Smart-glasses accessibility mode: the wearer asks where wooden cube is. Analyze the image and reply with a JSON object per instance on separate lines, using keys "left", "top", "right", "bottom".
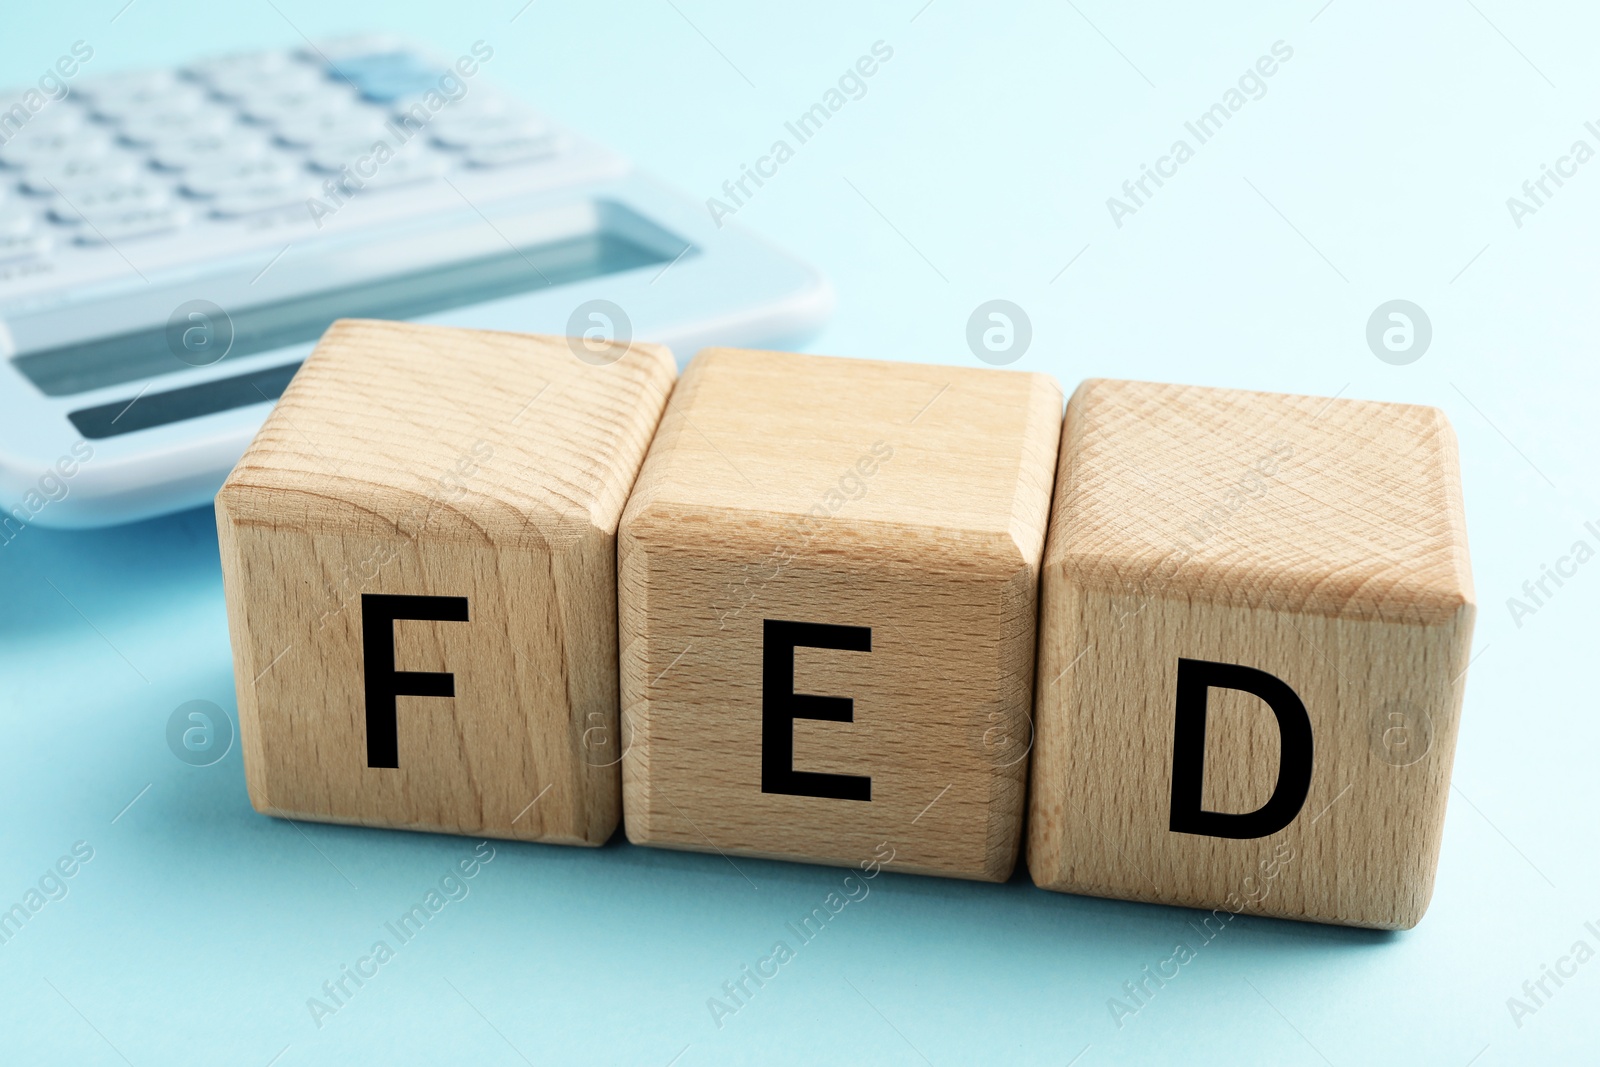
{"left": 1028, "top": 378, "right": 1475, "bottom": 928}
{"left": 216, "top": 319, "right": 675, "bottom": 845}
{"left": 618, "top": 348, "right": 1062, "bottom": 880}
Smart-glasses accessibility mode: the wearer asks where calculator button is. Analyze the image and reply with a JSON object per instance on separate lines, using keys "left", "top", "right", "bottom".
{"left": 181, "top": 158, "right": 301, "bottom": 196}
{"left": 10, "top": 105, "right": 87, "bottom": 134}
{"left": 72, "top": 204, "right": 189, "bottom": 244}
{"left": 20, "top": 154, "right": 144, "bottom": 190}
{"left": 355, "top": 81, "right": 445, "bottom": 106}
{"left": 355, "top": 152, "right": 450, "bottom": 188}
{"left": 240, "top": 89, "right": 360, "bottom": 125}
{"left": 305, "top": 143, "right": 372, "bottom": 173}
{"left": 464, "top": 136, "right": 558, "bottom": 168}
{"left": 147, "top": 132, "right": 272, "bottom": 170}
{"left": 0, "top": 130, "right": 114, "bottom": 167}
{"left": 273, "top": 112, "right": 392, "bottom": 149}
{"left": 89, "top": 85, "right": 210, "bottom": 122}
{"left": 209, "top": 67, "right": 329, "bottom": 101}
{"left": 389, "top": 88, "right": 507, "bottom": 121}
{"left": 208, "top": 181, "right": 318, "bottom": 217}
{"left": 191, "top": 52, "right": 312, "bottom": 95}
{"left": 304, "top": 139, "right": 409, "bottom": 172}
{"left": 49, "top": 181, "right": 172, "bottom": 222}
{"left": 0, "top": 230, "right": 50, "bottom": 261}
{"left": 118, "top": 110, "right": 235, "bottom": 145}
{"left": 332, "top": 51, "right": 449, "bottom": 103}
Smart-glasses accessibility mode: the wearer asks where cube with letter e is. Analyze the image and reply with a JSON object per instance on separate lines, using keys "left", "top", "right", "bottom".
{"left": 618, "top": 348, "right": 1062, "bottom": 880}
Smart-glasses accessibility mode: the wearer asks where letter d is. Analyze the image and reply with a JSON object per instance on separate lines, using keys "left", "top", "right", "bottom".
{"left": 1168, "top": 658, "right": 1312, "bottom": 839}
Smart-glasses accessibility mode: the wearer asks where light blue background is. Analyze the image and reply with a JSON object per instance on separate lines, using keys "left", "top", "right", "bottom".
{"left": 2, "top": 1, "right": 1595, "bottom": 1063}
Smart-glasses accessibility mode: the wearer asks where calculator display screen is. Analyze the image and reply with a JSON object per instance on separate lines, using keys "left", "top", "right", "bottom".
{"left": 14, "top": 225, "right": 680, "bottom": 398}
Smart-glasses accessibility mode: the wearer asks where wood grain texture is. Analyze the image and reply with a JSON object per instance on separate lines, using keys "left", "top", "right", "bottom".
{"left": 1027, "top": 378, "right": 1475, "bottom": 928}
{"left": 216, "top": 319, "right": 675, "bottom": 845}
{"left": 619, "top": 348, "right": 1062, "bottom": 881}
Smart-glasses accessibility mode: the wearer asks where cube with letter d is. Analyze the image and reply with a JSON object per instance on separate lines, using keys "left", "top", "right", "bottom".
{"left": 1028, "top": 379, "right": 1475, "bottom": 928}
{"left": 618, "top": 348, "right": 1062, "bottom": 880}
{"left": 216, "top": 319, "right": 675, "bottom": 844}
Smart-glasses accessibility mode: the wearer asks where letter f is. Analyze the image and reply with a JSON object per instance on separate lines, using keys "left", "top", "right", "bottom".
{"left": 361, "top": 593, "right": 469, "bottom": 768}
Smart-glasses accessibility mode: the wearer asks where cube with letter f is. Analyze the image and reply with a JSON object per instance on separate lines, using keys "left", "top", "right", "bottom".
{"left": 216, "top": 319, "right": 675, "bottom": 844}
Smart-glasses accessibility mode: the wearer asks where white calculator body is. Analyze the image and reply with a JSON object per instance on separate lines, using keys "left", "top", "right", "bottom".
{"left": 0, "top": 38, "right": 831, "bottom": 528}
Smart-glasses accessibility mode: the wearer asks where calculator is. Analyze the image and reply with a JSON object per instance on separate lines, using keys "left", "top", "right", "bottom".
{"left": 0, "top": 37, "right": 831, "bottom": 528}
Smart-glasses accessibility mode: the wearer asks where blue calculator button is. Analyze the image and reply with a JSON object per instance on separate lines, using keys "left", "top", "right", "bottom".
{"left": 334, "top": 52, "right": 444, "bottom": 102}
